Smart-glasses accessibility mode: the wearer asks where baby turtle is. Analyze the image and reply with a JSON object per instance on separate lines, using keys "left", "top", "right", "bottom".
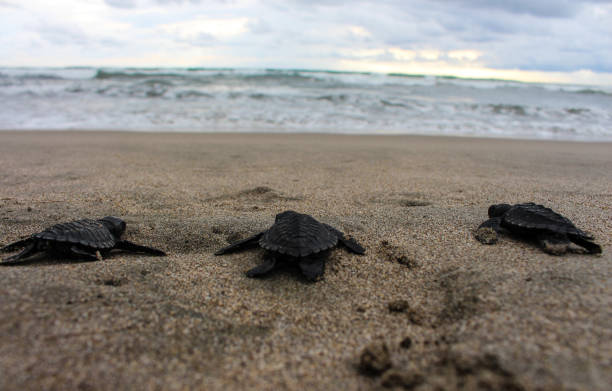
{"left": 476, "top": 202, "right": 601, "bottom": 255}
{"left": 1, "top": 216, "right": 166, "bottom": 264}
{"left": 215, "top": 210, "right": 365, "bottom": 280}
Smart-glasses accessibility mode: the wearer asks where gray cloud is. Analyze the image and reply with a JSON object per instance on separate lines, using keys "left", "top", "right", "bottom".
{"left": 104, "top": 0, "right": 137, "bottom": 8}
{"left": 305, "top": 0, "right": 612, "bottom": 72}
{"left": 433, "top": 0, "right": 581, "bottom": 18}
{"left": 3, "top": 0, "right": 612, "bottom": 78}
{"left": 150, "top": 0, "right": 207, "bottom": 3}
{"left": 35, "top": 23, "right": 123, "bottom": 49}
{"left": 104, "top": 0, "right": 217, "bottom": 7}
{"left": 0, "top": 0, "right": 20, "bottom": 8}
{"left": 286, "top": 0, "right": 608, "bottom": 17}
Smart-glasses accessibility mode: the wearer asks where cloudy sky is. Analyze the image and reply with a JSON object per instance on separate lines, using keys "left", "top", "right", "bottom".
{"left": 1, "top": 0, "right": 612, "bottom": 84}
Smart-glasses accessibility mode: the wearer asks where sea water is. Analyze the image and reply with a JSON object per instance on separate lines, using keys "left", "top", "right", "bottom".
{"left": 1, "top": 67, "right": 611, "bottom": 140}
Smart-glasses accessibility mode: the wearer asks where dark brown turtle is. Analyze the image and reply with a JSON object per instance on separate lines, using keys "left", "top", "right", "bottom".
{"left": 476, "top": 202, "right": 601, "bottom": 255}
{"left": 215, "top": 210, "right": 365, "bottom": 280}
{"left": 1, "top": 216, "right": 166, "bottom": 264}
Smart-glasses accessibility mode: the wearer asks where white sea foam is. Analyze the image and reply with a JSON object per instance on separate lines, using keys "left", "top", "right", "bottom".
{"left": 0, "top": 67, "right": 611, "bottom": 140}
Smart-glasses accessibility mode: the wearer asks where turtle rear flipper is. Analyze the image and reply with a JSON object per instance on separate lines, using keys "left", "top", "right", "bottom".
{"left": 568, "top": 233, "right": 602, "bottom": 254}
{"left": 338, "top": 236, "right": 365, "bottom": 254}
{"left": 299, "top": 255, "right": 326, "bottom": 281}
{"left": 114, "top": 240, "right": 166, "bottom": 256}
{"left": 538, "top": 234, "right": 570, "bottom": 255}
{"left": 323, "top": 224, "right": 365, "bottom": 254}
{"left": 215, "top": 232, "right": 264, "bottom": 255}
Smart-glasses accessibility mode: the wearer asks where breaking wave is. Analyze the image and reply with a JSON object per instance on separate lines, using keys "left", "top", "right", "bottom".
{"left": 0, "top": 67, "right": 611, "bottom": 140}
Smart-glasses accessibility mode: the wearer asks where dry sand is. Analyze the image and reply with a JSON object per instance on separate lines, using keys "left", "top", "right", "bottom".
{"left": 0, "top": 131, "right": 610, "bottom": 390}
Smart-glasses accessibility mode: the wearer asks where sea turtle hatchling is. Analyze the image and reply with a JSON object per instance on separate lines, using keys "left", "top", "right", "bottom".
{"left": 215, "top": 210, "right": 365, "bottom": 280}
{"left": 1, "top": 216, "right": 166, "bottom": 264}
{"left": 475, "top": 202, "right": 602, "bottom": 255}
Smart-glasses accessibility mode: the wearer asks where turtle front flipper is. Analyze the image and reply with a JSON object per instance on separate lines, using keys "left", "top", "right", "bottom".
{"left": 567, "top": 233, "right": 602, "bottom": 254}
{"left": 475, "top": 217, "right": 503, "bottom": 244}
{"left": 215, "top": 232, "right": 265, "bottom": 255}
{"left": 477, "top": 217, "right": 504, "bottom": 232}
{"left": 1, "top": 242, "right": 39, "bottom": 265}
{"left": 1, "top": 238, "right": 33, "bottom": 253}
{"left": 114, "top": 240, "right": 167, "bottom": 256}
{"left": 246, "top": 253, "right": 277, "bottom": 278}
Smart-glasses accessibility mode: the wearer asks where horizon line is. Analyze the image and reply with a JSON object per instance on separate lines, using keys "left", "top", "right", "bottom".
{"left": 3, "top": 64, "right": 609, "bottom": 87}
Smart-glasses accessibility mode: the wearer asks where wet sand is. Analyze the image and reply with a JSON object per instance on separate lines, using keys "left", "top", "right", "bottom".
{"left": 0, "top": 131, "right": 611, "bottom": 390}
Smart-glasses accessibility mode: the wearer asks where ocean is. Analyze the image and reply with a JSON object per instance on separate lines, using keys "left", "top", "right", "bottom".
{"left": 1, "top": 67, "right": 611, "bottom": 140}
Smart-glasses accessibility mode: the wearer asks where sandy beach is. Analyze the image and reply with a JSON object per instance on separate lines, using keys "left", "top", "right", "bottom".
{"left": 0, "top": 131, "right": 610, "bottom": 390}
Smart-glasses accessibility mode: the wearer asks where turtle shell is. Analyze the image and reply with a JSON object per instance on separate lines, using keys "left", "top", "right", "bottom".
{"left": 501, "top": 203, "right": 588, "bottom": 237}
{"left": 259, "top": 211, "right": 338, "bottom": 257}
{"left": 33, "top": 219, "right": 117, "bottom": 249}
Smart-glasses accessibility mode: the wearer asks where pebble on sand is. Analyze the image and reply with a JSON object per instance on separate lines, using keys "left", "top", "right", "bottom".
{"left": 358, "top": 342, "right": 392, "bottom": 376}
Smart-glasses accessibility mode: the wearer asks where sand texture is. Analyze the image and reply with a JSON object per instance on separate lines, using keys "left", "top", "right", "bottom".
{"left": 0, "top": 131, "right": 611, "bottom": 390}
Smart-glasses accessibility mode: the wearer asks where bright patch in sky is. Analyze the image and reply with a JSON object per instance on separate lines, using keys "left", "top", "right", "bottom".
{"left": 1, "top": 0, "right": 612, "bottom": 85}
{"left": 448, "top": 50, "right": 481, "bottom": 62}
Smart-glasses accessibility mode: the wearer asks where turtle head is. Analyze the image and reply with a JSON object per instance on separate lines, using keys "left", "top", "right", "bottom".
{"left": 488, "top": 204, "right": 512, "bottom": 218}
{"left": 275, "top": 210, "right": 300, "bottom": 222}
{"left": 99, "top": 216, "right": 127, "bottom": 238}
